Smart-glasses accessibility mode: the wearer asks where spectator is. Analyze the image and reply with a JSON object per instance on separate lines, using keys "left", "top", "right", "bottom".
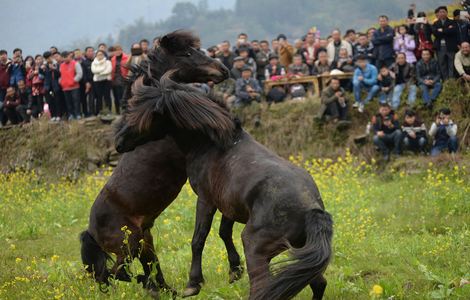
{"left": 429, "top": 108, "right": 458, "bottom": 156}
{"left": 91, "top": 50, "right": 112, "bottom": 115}
{"left": 354, "top": 33, "right": 375, "bottom": 64}
{"left": 326, "top": 29, "right": 353, "bottom": 64}
{"left": 312, "top": 50, "right": 331, "bottom": 75}
{"left": 24, "top": 56, "right": 34, "bottom": 88}
{"left": 255, "top": 40, "right": 271, "bottom": 82}
{"left": 413, "top": 12, "right": 433, "bottom": 60}
{"left": 43, "top": 51, "right": 62, "bottom": 122}
{"left": 73, "top": 49, "right": 89, "bottom": 117}
{"left": 126, "top": 43, "right": 146, "bottom": 77}
{"left": 394, "top": 25, "right": 417, "bottom": 64}
{"left": 432, "top": 6, "right": 460, "bottom": 80}
{"left": 345, "top": 29, "right": 357, "bottom": 48}
{"left": 16, "top": 79, "right": 37, "bottom": 122}
{"left": 453, "top": 10, "right": 470, "bottom": 45}
{"left": 454, "top": 42, "right": 470, "bottom": 82}
{"left": 152, "top": 36, "right": 160, "bottom": 49}
{"left": 372, "top": 15, "right": 395, "bottom": 68}
{"left": 352, "top": 54, "right": 379, "bottom": 113}
{"left": 208, "top": 78, "right": 236, "bottom": 107}
{"left": 235, "top": 66, "right": 262, "bottom": 106}
{"left": 288, "top": 54, "right": 309, "bottom": 76}
{"left": 271, "top": 39, "right": 280, "bottom": 55}
{"left": 402, "top": 109, "right": 427, "bottom": 153}
{"left": 111, "top": 45, "right": 129, "bottom": 114}
{"left": 277, "top": 34, "right": 295, "bottom": 67}
{"left": 316, "top": 77, "right": 348, "bottom": 122}
{"left": 367, "top": 27, "right": 377, "bottom": 41}
{"left": 332, "top": 48, "right": 355, "bottom": 72}
{"left": 49, "top": 46, "right": 59, "bottom": 55}
{"left": 372, "top": 103, "right": 402, "bottom": 161}
{"left": 3, "top": 86, "right": 20, "bottom": 124}
{"left": 81, "top": 47, "right": 95, "bottom": 116}
{"left": 391, "top": 52, "right": 417, "bottom": 110}
{"left": 416, "top": 49, "right": 442, "bottom": 109}
{"left": 251, "top": 40, "right": 260, "bottom": 54}
{"left": 288, "top": 54, "right": 309, "bottom": 100}
{"left": 407, "top": 3, "right": 416, "bottom": 19}
{"left": 139, "top": 39, "right": 150, "bottom": 55}
{"left": 59, "top": 51, "right": 82, "bottom": 120}
{"left": 377, "top": 65, "right": 394, "bottom": 105}
{"left": 300, "top": 32, "right": 317, "bottom": 73}
{"left": 216, "top": 40, "right": 236, "bottom": 70}
{"left": 294, "top": 39, "right": 304, "bottom": 55}
{"left": 29, "top": 55, "right": 45, "bottom": 114}
{"left": 10, "top": 48, "right": 25, "bottom": 87}
{"left": 206, "top": 46, "right": 218, "bottom": 58}
{"left": 239, "top": 47, "right": 257, "bottom": 76}
{"left": 264, "top": 54, "right": 286, "bottom": 79}
{"left": 231, "top": 56, "right": 245, "bottom": 80}
{"left": 233, "top": 33, "right": 256, "bottom": 59}
{"left": 98, "top": 43, "right": 107, "bottom": 57}
{"left": 0, "top": 49, "right": 10, "bottom": 126}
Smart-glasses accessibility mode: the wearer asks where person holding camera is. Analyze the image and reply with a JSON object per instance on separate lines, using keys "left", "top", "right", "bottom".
{"left": 316, "top": 77, "right": 348, "bottom": 122}
{"left": 429, "top": 108, "right": 458, "bottom": 156}
{"left": 9, "top": 48, "right": 25, "bottom": 88}
{"left": 416, "top": 49, "right": 442, "bottom": 109}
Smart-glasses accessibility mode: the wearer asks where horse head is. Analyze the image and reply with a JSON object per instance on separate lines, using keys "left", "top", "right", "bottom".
{"left": 115, "top": 70, "right": 235, "bottom": 153}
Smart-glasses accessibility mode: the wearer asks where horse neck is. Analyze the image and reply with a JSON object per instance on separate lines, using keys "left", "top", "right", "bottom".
{"left": 169, "top": 128, "right": 215, "bottom": 158}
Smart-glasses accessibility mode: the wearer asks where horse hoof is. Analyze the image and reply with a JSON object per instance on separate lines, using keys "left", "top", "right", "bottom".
{"left": 229, "top": 266, "right": 244, "bottom": 283}
{"left": 182, "top": 285, "right": 201, "bottom": 298}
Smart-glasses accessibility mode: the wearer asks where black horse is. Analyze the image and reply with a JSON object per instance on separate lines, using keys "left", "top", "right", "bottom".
{"left": 115, "top": 68, "right": 334, "bottom": 300}
{"left": 80, "top": 30, "right": 243, "bottom": 297}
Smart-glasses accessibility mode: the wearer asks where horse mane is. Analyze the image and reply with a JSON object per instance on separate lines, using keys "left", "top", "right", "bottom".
{"left": 159, "top": 70, "right": 235, "bottom": 147}
{"left": 124, "top": 69, "right": 235, "bottom": 148}
{"left": 158, "top": 30, "right": 200, "bottom": 53}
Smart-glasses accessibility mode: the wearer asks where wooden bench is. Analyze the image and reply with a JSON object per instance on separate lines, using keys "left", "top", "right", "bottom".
{"left": 264, "top": 72, "right": 354, "bottom": 97}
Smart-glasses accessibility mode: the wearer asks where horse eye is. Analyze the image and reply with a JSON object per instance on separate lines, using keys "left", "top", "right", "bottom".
{"left": 186, "top": 52, "right": 192, "bottom": 57}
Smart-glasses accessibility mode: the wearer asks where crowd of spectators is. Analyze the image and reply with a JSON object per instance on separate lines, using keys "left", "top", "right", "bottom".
{"left": 0, "top": 4, "right": 468, "bottom": 160}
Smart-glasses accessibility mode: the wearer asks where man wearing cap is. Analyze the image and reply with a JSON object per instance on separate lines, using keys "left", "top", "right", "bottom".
{"left": 235, "top": 66, "right": 262, "bottom": 106}
{"left": 264, "top": 53, "right": 286, "bottom": 80}
{"left": 372, "top": 103, "right": 402, "bottom": 161}
{"left": 231, "top": 56, "right": 245, "bottom": 80}
{"left": 432, "top": 6, "right": 460, "bottom": 79}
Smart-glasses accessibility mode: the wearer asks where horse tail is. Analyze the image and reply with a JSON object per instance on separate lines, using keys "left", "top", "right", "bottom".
{"left": 80, "top": 230, "right": 111, "bottom": 285}
{"left": 256, "top": 209, "right": 333, "bottom": 300}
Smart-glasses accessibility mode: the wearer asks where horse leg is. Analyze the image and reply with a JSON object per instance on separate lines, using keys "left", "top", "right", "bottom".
{"left": 183, "top": 198, "right": 217, "bottom": 297}
{"left": 241, "top": 225, "right": 271, "bottom": 300}
{"left": 110, "top": 255, "right": 132, "bottom": 282}
{"left": 310, "top": 274, "right": 327, "bottom": 300}
{"left": 218, "top": 215, "right": 243, "bottom": 283}
{"left": 137, "top": 229, "right": 177, "bottom": 299}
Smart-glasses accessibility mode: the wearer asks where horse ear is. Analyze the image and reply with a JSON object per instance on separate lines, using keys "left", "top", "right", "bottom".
{"left": 159, "top": 34, "right": 175, "bottom": 52}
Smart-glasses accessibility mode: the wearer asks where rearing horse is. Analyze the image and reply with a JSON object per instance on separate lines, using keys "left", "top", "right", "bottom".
{"left": 115, "top": 68, "right": 334, "bottom": 300}
{"left": 80, "top": 30, "right": 244, "bottom": 298}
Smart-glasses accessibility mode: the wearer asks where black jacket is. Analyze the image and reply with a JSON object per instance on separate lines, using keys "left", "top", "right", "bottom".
{"left": 432, "top": 18, "right": 460, "bottom": 53}
{"left": 81, "top": 58, "right": 94, "bottom": 84}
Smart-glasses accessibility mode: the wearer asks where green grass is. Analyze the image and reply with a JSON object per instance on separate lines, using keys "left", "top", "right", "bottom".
{"left": 0, "top": 156, "right": 469, "bottom": 300}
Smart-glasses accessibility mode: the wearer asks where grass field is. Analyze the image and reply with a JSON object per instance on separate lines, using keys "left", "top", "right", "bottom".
{"left": 1, "top": 152, "right": 469, "bottom": 299}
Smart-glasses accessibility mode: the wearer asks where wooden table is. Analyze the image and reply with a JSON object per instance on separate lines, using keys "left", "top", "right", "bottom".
{"left": 264, "top": 72, "right": 353, "bottom": 97}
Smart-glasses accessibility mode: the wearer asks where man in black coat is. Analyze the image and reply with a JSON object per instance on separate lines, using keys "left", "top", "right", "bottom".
{"left": 82, "top": 47, "right": 95, "bottom": 116}
{"left": 432, "top": 6, "right": 460, "bottom": 80}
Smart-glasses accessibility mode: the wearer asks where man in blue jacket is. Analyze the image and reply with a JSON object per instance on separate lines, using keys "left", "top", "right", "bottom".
{"left": 352, "top": 54, "right": 379, "bottom": 113}
{"left": 372, "top": 15, "right": 395, "bottom": 68}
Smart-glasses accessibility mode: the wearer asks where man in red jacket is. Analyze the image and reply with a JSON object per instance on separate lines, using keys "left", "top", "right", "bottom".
{"left": 110, "top": 45, "right": 128, "bottom": 114}
{"left": 0, "top": 49, "right": 11, "bottom": 126}
{"left": 59, "top": 51, "right": 83, "bottom": 120}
